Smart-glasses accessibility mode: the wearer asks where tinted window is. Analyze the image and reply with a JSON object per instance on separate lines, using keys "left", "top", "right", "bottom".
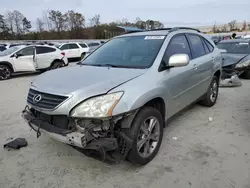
{"left": 188, "top": 34, "right": 206, "bottom": 58}
{"left": 88, "top": 43, "right": 100, "bottom": 47}
{"left": 79, "top": 43, "right": 87, "bottom": 48}
{"left": 36, "top": 46, "right": 56, "bottom": 54}
{"left": 202, "top": 39, "right": 210, "bottom": 54}
{"left": 68, "top": 43, "right": 79, "bottom": 49}
{"left": 82, "top": 36, "right": 164, "bottom": 68}
{"left": 204, "top": 39, "right": 214, "bottom": 52}
{"left": 217, "top": 42, "right": 250, "bottom": 54}
{"left": 60, "top": 44, "right": 69, "bottom": 50}
{"left": 0, "top": 46, "right": 6, "bottom": 51}
{"left": 163, "top": 35, "right": 192, "bottom": 63}
{"left": 17, "top": 47, "right": 34, "bottom": 56}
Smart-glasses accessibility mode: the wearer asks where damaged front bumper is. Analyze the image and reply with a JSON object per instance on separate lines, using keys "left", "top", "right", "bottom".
{"left": 21, "top": 107, "right": 118, "bottom": 151}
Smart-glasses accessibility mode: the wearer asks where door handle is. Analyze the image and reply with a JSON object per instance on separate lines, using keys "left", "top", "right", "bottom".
{"left": 193, "top": 64, "right": 198, "bottom": 70}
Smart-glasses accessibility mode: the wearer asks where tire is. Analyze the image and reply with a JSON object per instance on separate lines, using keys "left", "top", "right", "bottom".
{"left": 126, "top": 107, "right": 164, "bottom": 165}
{"left": 80, "top": 53, "right": 86, "bottom": 60}
{"left": 240, "top": 70, "right": 250, "bottom": 79}
{"left": 199, "top": 76, "right": 219, "bottom": 107}
{"left": 0, "top": 65, "right": 12, "bottom": 80}
{"left": 50, "top": 61, "right": 64, "bottom": 70}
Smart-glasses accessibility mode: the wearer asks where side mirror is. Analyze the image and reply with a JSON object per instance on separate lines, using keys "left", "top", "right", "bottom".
{"left": 168, "top": 54, "right": 189, "bottom": 68}
{"left": 219, "top": 49, "right": 227, "bottom": 53}
{"left": 14, "top": 53, "right": 19, "bottom": 58}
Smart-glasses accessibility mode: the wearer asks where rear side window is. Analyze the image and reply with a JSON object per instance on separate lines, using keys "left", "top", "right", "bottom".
{"left": 188, "top": 34, "right": 206, "bottom": 58}
{"left": 163, "top": 35, "right": 192, "bottom": 63}
{"left": 88, "top": 43, "right": 100, "bottom": 47}
{"left": 60, "top": 44, "right": 69, "bottom": 50}
{"left": 68, "top": 43, "right": 79, "bottom": 49}
{"left": 79, "top": 43, "right": 87, "bottom": 48}
{"left": 204, "top": 39, "right": 214, "bottom": 52}
{"left": 36, "top": 46, "right": 56, "bottom": 54}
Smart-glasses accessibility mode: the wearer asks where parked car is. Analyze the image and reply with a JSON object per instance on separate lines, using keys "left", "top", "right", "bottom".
{"left": 217, "top": 39, "right": 250, "bottom": 79}
{"left": 22, "top": 27, "right": 222, "bottom": 165}
{"left": 0, "top": 45, "right": 68, "bottom": 80}
{"left": 58, "top": 42, "right": 90, "bottom": 61}
{"left": 211, "top": 36, "right": 223, "bottom": 45}
{"left": 0, "top": 45, "right": 6, "bottom": 52}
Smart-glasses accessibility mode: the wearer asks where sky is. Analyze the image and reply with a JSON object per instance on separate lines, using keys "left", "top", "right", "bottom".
{"left": 1, "top": 0, "right": 250, "bottom": 27}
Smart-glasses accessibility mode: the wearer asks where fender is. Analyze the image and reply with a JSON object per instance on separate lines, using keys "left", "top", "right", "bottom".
{"left": 0, "top": 61, "right": 14, "bottom": 72}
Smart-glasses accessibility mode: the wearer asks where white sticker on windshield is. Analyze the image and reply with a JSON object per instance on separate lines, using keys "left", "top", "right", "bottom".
{"left": 145, "top": 36, "right": 165, "bottom": 40}
{"left": 238, "top": 43, "right": 249, "bottom": 45}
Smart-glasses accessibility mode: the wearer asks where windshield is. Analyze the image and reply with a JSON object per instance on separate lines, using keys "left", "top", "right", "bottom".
{"left": 82, "top": 36, "right": 165, "bottom": 68}
{"left": 217, "top": 42, "right": 250, "bottom": 54}
{"left": 0, "top": 46, "right": 21, "bottom": 56}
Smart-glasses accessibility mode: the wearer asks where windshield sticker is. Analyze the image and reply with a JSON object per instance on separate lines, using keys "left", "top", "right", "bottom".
{"left": 145, "top": 36, "right": 165, "bottom": 40}
{"left": 238, "top": 43, "right": 249, "bottom": 45}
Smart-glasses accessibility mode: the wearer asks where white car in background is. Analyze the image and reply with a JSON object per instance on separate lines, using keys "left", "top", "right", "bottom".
{"left": 0, "top": 45, "right": 68, "bottom": 80}
{"left": 58, "top": 42, "right": 90, "bottom": 61}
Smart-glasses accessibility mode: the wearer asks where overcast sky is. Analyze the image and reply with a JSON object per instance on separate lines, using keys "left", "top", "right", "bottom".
{"left": 1, "top": 0, "right": 250, "bottom": 27}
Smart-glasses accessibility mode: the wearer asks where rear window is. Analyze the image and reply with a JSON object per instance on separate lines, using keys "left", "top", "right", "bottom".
{"left": 36, "top": 46, "right": 56, "bottom": 54}
{"left": 217, "top": 42, "right": 250, "bottom": 54}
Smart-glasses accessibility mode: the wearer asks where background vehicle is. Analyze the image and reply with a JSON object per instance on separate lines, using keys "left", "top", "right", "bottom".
{"left": 0, "top": 45, "right": 6, "bottom": 52}
{"left": 0, "top": 45, "right": 68, "bottom": 80}
{"left": 58, "top": 42, "right": 90, "bottom": 61}
{"left": 211, "top": 36, "right": 223, "bottom": 45}
{"left": 22, "top": 27, "right": 221, "bottom": 165}
{"left": 217, "top": 39, "right": 250, "bottom": 79}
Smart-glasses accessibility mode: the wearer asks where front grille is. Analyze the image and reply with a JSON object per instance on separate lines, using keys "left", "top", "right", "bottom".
{"left": 27, "top": 89, "right": 68, "bottom": 110}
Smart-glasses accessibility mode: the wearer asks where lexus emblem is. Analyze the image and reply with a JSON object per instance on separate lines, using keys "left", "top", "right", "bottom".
{"left": 33, "top": 94, "right": 42, "bottom": 103}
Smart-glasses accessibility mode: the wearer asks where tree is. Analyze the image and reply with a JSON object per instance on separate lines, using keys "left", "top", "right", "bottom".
{"left": 228, "top": 20, "right": 236, "bottom": 31}
{"left": 22, "top": 17, "right": 31, "bottom": 33}
{"left": 212, "top": 24, "right": 217, "bottom": 33}
{"left": 36, "top": 18, "right": 44, "bottom": 32}
{"left": 222, "top": 24, "right": 227, "bottom": 32}
{"left": 90, "top": 14, "right": 100, "bottom": 26}
{"left": 13, "top": 10, "right": 24, "bottom": 34}
{"left": 48, "top": 10, "right": 68, "bottom": 33}
{"left": 0, "top": 14, "right": 10, "bottom": 39}
{"left": 43, "top": 11, "right": 52, "bottom": 31}
{"left": 242, "top": 21, "right": 247, "bottom": 31}
{"left": 67, "top": 10, "right": 85, "bottom": 30}
{"left": 6, "top": 11, "right": 14, "bottom": 35}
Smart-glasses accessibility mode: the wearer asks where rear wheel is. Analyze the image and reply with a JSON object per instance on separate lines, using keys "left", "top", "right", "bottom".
{"left": 0, "top": 65, "right": 12, "bottom": 80}
{"left": 199, "top": 76, "right": 219, "bottom": 107}
{"left": 50, "top": 61, "right": 64, "bottom": 70}
{"left": 80, "top": 53, "right": 86, "bottom": 60}
{"left": 126, "top": 107, "right": 164, "bottom": 165}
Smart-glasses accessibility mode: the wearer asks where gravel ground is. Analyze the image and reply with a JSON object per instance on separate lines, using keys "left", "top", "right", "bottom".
{"left": 0, "top": 73, "right": 250, "bottom": 188}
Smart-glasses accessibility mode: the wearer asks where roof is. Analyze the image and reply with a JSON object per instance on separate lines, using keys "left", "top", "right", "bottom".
{"left": 117, "top": 26, "right": 143, "bottom": 32}
{"left": 219, "top": 39, "right": 250, "bottom": 44}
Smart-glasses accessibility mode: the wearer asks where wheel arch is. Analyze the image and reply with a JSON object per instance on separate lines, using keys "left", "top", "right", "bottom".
{"left": 0, "top": 61, "right": 14, "bottom": 72}
{"left": 50, "top": 59, "right": 64, "bottom": 67}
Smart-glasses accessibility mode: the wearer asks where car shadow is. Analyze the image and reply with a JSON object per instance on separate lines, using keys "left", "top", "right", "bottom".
{"left": 11, "top": 72, "right": 41, "bottom": 79}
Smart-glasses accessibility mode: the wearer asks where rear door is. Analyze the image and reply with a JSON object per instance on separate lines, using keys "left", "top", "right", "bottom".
{"left": 68, "top": 43, "right": 81, "bottom": 58}
{"left": 36, "top": 46, "right": 57, "bottom": 69}
{"left": 160, "top": 34, "right": 196, "bottom": 117}
{"left": 186, "top": 34, "right": 214, "bottom": 97}
{"left": 12, "top": 46, "right": 36, "bottom": 72}
{"left": 60, "top": 44, "right": 71, "bottom": 58}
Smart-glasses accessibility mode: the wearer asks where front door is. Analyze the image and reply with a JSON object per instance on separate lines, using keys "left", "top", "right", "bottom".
{"left": 13, "top": 46, "right": 36, "bottom": 72}
{"left": 68, "top": 43, "right": 81, "bottom": 58}
{"left": 160, "top": 34, "right": 197, "bottom": 118}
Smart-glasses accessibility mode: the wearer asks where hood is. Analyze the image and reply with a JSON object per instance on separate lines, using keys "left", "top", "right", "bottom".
{"left": 31, "top": 65, "right": 146, "bottom": 96}
{"left": 222, "top": 53, "right": 248, "bottom": 67}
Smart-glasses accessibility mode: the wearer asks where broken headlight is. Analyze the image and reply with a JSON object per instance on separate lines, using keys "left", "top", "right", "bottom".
{"left": 236, "top": 60, "right": 250, "bottom": 68}
{"left": 70, "top": 92, "right": 123, "bottom": 118}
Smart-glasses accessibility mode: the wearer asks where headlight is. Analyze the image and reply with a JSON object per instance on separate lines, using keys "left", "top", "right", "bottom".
{"left": 70, "top": 92, "right": 123, "bottom": 118}
{"left": 236, "top": 60, "right": 250, "bottom": 68}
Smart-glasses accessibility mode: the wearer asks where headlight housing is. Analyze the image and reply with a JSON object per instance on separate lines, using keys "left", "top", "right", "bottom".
{"left": 236, "top": 60, "right": 250, "bottom": 68}
{"left": 70, "top": 92, "right": 123, "bottom": 118}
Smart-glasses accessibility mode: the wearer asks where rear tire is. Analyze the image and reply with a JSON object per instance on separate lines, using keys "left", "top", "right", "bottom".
{"left": 126, "top": 107, "right": 164, "bottom": 165}
{"left": 0, "top": 65, "right": 12, "bottom": 80}
{"left": 80, "top": 53, "right": 86, "bottom": 60}
{"left": 240, "top": 70, "right": 250, "bottom": 79}
{"left": 50, "top": 61, "right": 64, "bottom": 70}
{"left": 199, "top": 76, "right": 219, "bottom": 107}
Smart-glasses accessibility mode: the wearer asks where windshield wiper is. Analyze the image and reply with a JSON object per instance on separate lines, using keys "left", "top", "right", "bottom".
{"left": 81, "top": 63, "right": 120, "bottom": 67}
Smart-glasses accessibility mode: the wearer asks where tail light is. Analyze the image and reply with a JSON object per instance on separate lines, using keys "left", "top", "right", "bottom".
{"left": 61, "top": 52, "right": 65, "bottom": 56}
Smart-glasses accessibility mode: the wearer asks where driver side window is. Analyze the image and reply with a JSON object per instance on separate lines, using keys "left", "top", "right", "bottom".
{"left": 163, "top": 35, "right": 192, "bottom": 64}
{"left": 17, "top": 47, "right": 34, "bottom": 56}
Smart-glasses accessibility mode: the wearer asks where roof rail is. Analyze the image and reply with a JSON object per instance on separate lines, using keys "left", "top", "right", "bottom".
{"left": 169, "top": 27, "right": 200, "bottom": 33}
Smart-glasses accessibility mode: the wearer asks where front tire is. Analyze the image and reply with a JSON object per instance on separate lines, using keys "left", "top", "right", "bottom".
{"left": 199, "top": 76, "right": 219, "bottom": 107}
{"left": 0, "top": 65, "right": 12, "bottom": 80}
{"left": 126, "top": 107, "right": 164, "bottom": 165}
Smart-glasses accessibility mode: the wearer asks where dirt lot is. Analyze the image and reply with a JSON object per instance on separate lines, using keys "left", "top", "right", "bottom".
{"left": 0, "top": 73, "right": 250, "bottom": 188}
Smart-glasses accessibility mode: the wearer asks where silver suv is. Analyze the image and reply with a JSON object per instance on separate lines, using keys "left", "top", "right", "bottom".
{"left": 22, "top": 27, "right": 222, "bottom": 165}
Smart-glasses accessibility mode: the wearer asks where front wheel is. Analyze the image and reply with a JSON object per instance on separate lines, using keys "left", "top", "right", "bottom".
{"left": 199, "top": 76, "right": 219, "bottom": 107}
{"left": 126, "top": 107, "right": 164, "bottom": 165}
{"left": 0, "top": 65, "right": 12, "bottom": 80}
